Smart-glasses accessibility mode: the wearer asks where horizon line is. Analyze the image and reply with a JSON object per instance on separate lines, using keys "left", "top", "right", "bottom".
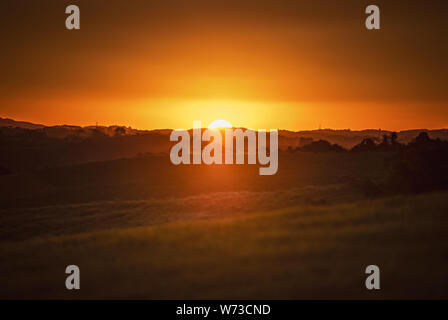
{"left": 1, "top": 116, "right": 447, "bottom": 133}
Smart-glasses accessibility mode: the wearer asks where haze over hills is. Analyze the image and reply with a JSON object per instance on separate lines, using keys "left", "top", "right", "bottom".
{"left": 2, "top": 116, "right": 448, "bottom": 145}
{"left": 1, "top": 116, "right": 448, "bottom": 173}
{"left": 0, "top": 118, "right": 45, "bottom": 130}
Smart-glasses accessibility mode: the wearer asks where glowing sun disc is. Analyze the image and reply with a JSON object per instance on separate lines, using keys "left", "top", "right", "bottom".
{"left": 208, "top": 120, "right": 233, "bottom": 129}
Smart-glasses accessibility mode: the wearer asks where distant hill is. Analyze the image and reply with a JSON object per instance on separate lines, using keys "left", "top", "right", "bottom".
{"left": 1, "top": 117, "right": 448, "bottom": 172}
{"left": 2, "top": 117, "right": 448, "bottom": 148}
{"left": 0, "top": 118, "right": 45, "bottom": 130}
{"left": 279, "top": 128, "right": 448, "bottom": 149}
{"left": 0, "top": 118, "right": 165, "bottom": 139}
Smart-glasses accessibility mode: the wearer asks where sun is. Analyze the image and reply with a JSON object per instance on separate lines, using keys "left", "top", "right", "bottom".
{"left": 208, "top": 119, "right": 233, "bottom": 129}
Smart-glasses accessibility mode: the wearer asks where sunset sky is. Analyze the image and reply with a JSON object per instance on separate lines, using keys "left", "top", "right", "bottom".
{"left": 0, "top": 0, "right": 447, "bottom": 130}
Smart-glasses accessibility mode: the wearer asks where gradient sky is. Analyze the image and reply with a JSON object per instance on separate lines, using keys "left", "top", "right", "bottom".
{"left": 0, "top": 0, "right": 447, "bottom": 130}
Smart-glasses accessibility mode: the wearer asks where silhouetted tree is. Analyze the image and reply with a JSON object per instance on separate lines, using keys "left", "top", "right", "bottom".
{"left": 411, "top": 132, "right": 430, "bottom": 146}
{"left": 351, "top": 138, "right": 377, "bottom": 152}
{"left": 299, "top": 140, "right": 346, "bottom": 152}
{"left": 386, "top": 132, "right": 448, "bottom": 193}
{"left": 377, "top": 134, "right": 390, "bottom": 152}
{"left": 390, "top": 132, "right": 398, "bottom": 145}
{"left": 114, "top": 127, "right": 126, "bottom": 136}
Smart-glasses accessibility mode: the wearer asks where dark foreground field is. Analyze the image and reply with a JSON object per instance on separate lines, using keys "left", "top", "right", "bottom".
{"left": 1, "top": 153, "right": 447, "bottom": 299}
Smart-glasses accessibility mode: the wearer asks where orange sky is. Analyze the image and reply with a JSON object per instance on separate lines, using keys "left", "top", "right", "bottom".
{"left": 0, "top": 0, "right": 447, "bottom": 130}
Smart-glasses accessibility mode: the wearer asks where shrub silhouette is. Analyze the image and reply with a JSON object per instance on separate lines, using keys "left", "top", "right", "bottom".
{"left": 386, "top": 132, "right": 448, "bottom": 193}
{"left": 377, "top": 134, "right": 390, "bottom": 152}
{"left": 351, "top": 138, "right": 377, "bottom": 152}
{"left": 114, "top": 127, "right": 126, "bottom": 136}
{"left": 298, "top": 140, "right": 346, "bottom": 153}
{"left": 350, "top": 132, "right": 403, "bottom": 153}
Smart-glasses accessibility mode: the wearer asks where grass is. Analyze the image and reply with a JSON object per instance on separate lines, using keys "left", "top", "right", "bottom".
{"left": 1, "top": 191, "right": 448, "bottom": 299}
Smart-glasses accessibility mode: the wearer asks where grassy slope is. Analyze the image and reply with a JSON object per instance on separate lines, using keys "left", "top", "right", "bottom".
{"left": 0, "top": 153, "right": 387, "bottom": 209}
{"left": 1, "top": 191, "right": 448, "bottom": 299}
